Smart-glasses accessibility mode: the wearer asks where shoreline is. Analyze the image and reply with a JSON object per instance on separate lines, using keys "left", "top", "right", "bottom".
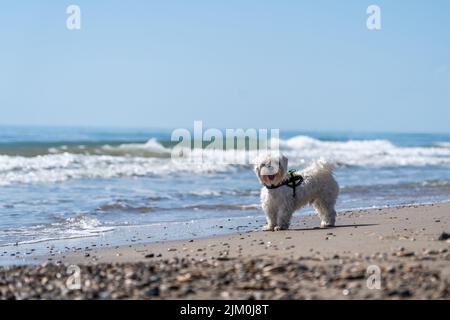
{"left": 1, "top": 202, "right": 449, "bottom": 299}
{"left": 52, "top": 202, "right": 450, "bottom": 265}
{"left": 2, "top": 200, "right": 449, "bottom": 266}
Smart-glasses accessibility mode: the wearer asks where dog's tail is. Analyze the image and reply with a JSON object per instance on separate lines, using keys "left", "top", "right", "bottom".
{"left": 305, "top": 158, "right": 336, "bottom": 178}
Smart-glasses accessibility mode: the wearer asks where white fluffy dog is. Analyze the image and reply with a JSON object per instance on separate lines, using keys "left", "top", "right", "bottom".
{"left": 254, "top": 153, "right": 339, "bottom": 231}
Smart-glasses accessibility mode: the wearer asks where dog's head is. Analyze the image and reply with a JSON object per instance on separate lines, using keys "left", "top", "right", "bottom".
{"left": 254, "top": 152, "right": 288, "bottom": 186}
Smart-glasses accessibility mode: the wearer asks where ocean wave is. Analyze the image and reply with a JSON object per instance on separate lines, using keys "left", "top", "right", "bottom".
{"left": 276, "top": 136, "right": 450, "bottom": 167}
{"left": 95, "top": 199, "right": 260, "bottom": 214}
{"left": 0, "top": 152, "right": 237, "bottom": 186}
{"left": 63, "top": 135, "right": 450, "bottom": 167}
{"left": 435, "top": 142, "right": 450, "bottom": 148}
{"left": 182, "top": 204, "right": 260, "bottom": 211}
{"left": 340, "top": 179, "right": 450, "bottom": 194}
{"left": 1, "top": 135, "right": 450, "bottom": 185}
{"left": 45, "top": 140, "right": 172, "bottom": 158}
{"left": 176, "top": 189, "right": 260, "bottom": 198}
{"left": 100, "top": 138, "right": 172, "bottom": 157}
{"left": 0, "top": 215, "right": 114, "bottom": 246}
{"left": 96, "top": 202, "right": 158, "bottom": 213}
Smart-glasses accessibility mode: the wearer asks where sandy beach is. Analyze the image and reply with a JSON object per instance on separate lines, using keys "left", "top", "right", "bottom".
{"left": 1, "top": 202, "right": 449, "bottom": 299}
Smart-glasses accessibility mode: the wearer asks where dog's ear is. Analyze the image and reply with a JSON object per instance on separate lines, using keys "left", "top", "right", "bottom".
{"left": 253, "top": 157, "right": 261, "bottom": 176}
{"left": 254, "top": 163, "right": 264, "bottom": 184}
{"left": 254, "top": 163, "right": 260, "bottom": 175}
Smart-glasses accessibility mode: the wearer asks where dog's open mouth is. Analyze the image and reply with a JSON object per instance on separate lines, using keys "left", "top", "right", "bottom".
{"left": 267, "top": 174, "right": 276, "bottom": 181}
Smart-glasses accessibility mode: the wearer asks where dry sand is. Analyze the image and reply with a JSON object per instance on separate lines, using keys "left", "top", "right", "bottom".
{"left": 1, "top": 203, "right": 449, "bottom": 299}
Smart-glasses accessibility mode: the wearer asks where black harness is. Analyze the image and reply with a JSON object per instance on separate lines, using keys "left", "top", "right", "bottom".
{"left": 264, "top": 170, "right": 304, "bottom": 198}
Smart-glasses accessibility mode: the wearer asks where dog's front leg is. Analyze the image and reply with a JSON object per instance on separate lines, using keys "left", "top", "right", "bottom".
{"left": 274, "top": 209, "right": 292, "bottom": 231}
{"left": 262, "top": 209, "right": 277, "bottom": 231}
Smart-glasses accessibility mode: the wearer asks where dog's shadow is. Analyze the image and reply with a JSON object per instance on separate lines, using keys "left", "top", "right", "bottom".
{"left": 288, "top": 223, "right": 378, "bottom": 232}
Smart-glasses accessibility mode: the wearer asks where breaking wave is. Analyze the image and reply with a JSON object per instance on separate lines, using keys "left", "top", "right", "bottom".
{"left": 1, "top": 135, "right": 450, "bottom": 185}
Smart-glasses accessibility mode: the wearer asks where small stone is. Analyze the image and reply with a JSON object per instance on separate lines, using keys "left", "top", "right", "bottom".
{"left": 388, "top": 287, "right": 412, "bottom": 298}
{"left": 176, "top": 273, "right": 192, "bottom": 283}
{"left": 146, "top": 287, "right": 160, "bottom": 297}
{"left": 438, "top": 232, "right": 450, "bottom": 241}
{"left": 396, "top": 250, "right": 415, "bottom": 257}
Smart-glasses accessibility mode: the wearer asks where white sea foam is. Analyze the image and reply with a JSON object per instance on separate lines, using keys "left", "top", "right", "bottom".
{"left": 1, "top": 136, "right": 450, "bottom": 185}
{"left": 435, "top": 142, "right": 450, "bottom": 148}
{"left": 0, "top": 215, "right": 114, "bottom": 246}
{"left": 275, "top": 136, "right": 450, "bottom": 167}
{"left": 102, "top": 138, "right": 171, "bottom": 155}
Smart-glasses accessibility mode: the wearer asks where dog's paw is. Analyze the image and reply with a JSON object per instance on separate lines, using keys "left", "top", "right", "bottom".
{"left": 262, "top": 225, "right": 275, "bottom": 232}
{"left": 274, "top": 225, "right": 288, "bottom": 231}
{"left": 320, "top": 221, "right": 335, "bottom": 228}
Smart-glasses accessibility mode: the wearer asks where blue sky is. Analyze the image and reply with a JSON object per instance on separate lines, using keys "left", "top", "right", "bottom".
{"left": 0, "top": 0, "right": 449, "bottom": 133}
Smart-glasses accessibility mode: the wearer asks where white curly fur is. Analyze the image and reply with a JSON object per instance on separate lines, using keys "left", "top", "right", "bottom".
{"left": 254, "top": 153, "right": 339, "bottom": 231}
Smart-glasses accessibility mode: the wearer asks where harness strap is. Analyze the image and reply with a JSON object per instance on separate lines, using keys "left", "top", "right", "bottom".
{"left": 264, "top": 169, "right": 304, "bottom": 197}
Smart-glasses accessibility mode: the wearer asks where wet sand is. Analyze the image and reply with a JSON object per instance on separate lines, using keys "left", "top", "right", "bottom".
{"left": 1, "top": 203, "right": 449, "bottom": 299}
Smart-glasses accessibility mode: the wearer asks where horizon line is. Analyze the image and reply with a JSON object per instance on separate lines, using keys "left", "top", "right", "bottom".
{"left": 1, "top": 123, "right": 450, "bottom": 136}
